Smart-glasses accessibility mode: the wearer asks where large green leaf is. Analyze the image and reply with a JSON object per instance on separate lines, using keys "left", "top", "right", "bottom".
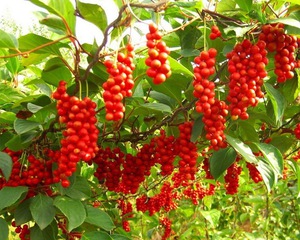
{"left": 190, "top": 115, "right": 204, "bottom": 142}
{"left": 280, "top": 70, "right": 300, "bottom": 103}
{"left": 256, "top": 157, "right": 276, "bottom": 192}
{"left": 76, "top": 1, "right": 107, "bottom": 32}
{"left": 0, "top": 152, "right": 12, "bottom": 181}
{"left": 225, "top": 135, "right": 257, "bottom": 163}
{"left": 210, "top": 148, "right": 237, "bottom": 179}
{"left": 0, "top": 218, "right": 9, "bottom": 240}
{"left": 30, "top": 223, "right": 58, "bottom": 240}
{"left": 264, "top": 83, "right": 286, "bottom": 126}
{"left": 14, "top": 119, "right": 41, "bottom": 135}
{"left": 35, "top": 11, "right": 66, "bottom": 35}
{"left": 53, "top": 196, "right": 86, "bottom": 231}
{"left": 14, "top": 198, "right": 33, "bottom": 226}
{"left": 234, "top": 0, "right": 252, "bottom": 12}
{"left": 65, "top": 176, "right": 92, "bottom": 200}
{"left": 0, "top": 29, "right": 18, "bottom": 49}
{"left": 0, "top": 186, "right": 28, "bottom": 211}
{"left": 85, "top": 205, "right": 115, "bottom": 231}
{"left": 29, "top": 0, "right": 76, "bottom": 34}
{"left": 200, "top": 209, "right": 221, "bottom": 228}
{"left": 18, "top": 34, "right": 64, "bottom": 55}
{"left": 238, "top": 121, "right": 259, "bottom": 142}
{"left": 30, "top": 194, "right": 56, "bottom": 230}
{"left": 0, "top": 132, "right": 14, "bottom": 151}
{"left": 41, "top": 65, "right": 72, "bottom": 86}
{"left": 287, "top": 160, "right": 300, "bottom": 197}
{"left": 253, "top": 143, "right": 284, "bottom": 176}
{"left": 6, "top": 57, "right": 21, "bottom": 75}
{"left": 82, "top": 231, "right": 113, "bottom": 240}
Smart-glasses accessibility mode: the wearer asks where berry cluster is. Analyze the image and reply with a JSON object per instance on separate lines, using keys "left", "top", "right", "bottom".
{"left": 136, "top": 182, "right": 178, "bottom": 216}
{"left": 103, "top": 43, "right": 135, "bottom": 121}
{"left": 172, "top": 122, "right": 198, "bottom": 186}
{"left": 93, "top": 147, "right": 124, "bottom": 191}
{"left": 0, "top": 149, "right": 53, "bottom": 196}
{"left": 118, "top": 199, "right": 134, "bottom": 232}
{"left": 226, "top": 39, "right": 267, "bottom": 120}
{"left": 259, "top": 23, "right": 299, "bottom": 83}
{"left": 224, "top": 161, "right": 242, "bottom": 195}
{"left": 12, "top": 222, "right": 30, "bottom": 240}
{"left": 160, "top": 217, "right": 172, "bottom": 240}
{"left": 52, "top": 81, "right": 99, "bottom": 187}
{"left": 193, "top": 48, "right": 228, "bottom": 149}
{"left": 294, "top": 123, "right": 300, "bottom": 139}
{"left": 183, "top": 183, "right": 210, "bottom": 205}
{"left": 145, "top": 23, "right": 172, "bottom": 84}
{"left": 246, "top": 162, "right": 263, "bottom": 183}
{"left": 209, "top": 25, "right": 222, "bottom": 40}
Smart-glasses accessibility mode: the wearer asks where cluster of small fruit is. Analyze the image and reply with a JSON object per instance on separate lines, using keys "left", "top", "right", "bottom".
{"left": 0, "top": 149, "right": 54, "bottom": 195}
{"left": 52, "top": 80, "right": 99, "bottom": 187}
{"left": 294, "top": 123, "right": 300, "bottom": 139}
{"left": 12, "top": 221, "right": 30, "bottom": 240}
{"left": 246, "top": 162, "right": 263, "bottom": 183}
{"left": 118, "top": 199, "right": 134, "bottom": 232}
{"left": 103, "top": 43, "right": 135, "bottom": 121}
{"left": 209, "top": 25, "right": 222, "bottom": 40}
{"left": 193, "top": 48, "right": 228, "bottom": 149}
{"left": 226, "top": 39, "right": 267, "bottom": 120}
{"left": 136, "top": 182, "right": 178, "bottom": 216}
{"left": 145, "top": 23, "right": 172, "bottom": 84}
{"left": 259, "top": 23, "right": 300, "bottom": 83}
{"left": 224, "top": 160, "right": 242, "bottom": 195}
{"left": 160, "top": 217, "right": 172, "bottom": 240}
{"left": 172, "top": 121, "right": 198, "bottom": 187}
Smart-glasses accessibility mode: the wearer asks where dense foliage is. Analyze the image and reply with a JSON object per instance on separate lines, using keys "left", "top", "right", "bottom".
{"left": 0, "top": 0, "right": 299, "bottom": 239}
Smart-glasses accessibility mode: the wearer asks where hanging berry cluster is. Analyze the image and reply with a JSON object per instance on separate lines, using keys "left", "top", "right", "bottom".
{"left": 209, "top": 25, "right": 222, "bottom": 40}
{"left": 103, "top": 43, "right": 135, "bottom": 121}
{"left": 193, "top": 48, "right": 228, "bottom": 149}
{"left": 118, "top": 199, "right": 134, "bottom": 232}
{"left": 259, "top": 23, "right": 299, "bottom": 83}
{"left": 12, "top": 221, "right": 30, "bottom": 240}
{"left": 246, "top": 162, "right": 263, "bottom": 183}
{"left": 52, "top": 81, "right": 99, "bottom": 187}
{"left": 226, "top": 39, "right": 267, "bottom": 120}
{"left": 294, "top": 123, "right": 300, "bottom": 139}
{"left": 145, "top": 23, "right": 172, "bottom": 84}
{"left": 224, "top": 160, "right": 242, "bottom": 195}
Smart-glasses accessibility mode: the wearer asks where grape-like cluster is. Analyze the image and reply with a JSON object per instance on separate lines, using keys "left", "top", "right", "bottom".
{"left": 52, "top": 81, "right": 99, "bottom": 187}
{"left": 160, "top": 217, "right": 172, "bottom": 240}
{"left": 246, "top": 162, "right": 263, "bottom": 183}
{"left": 294, "top": 123, "right": 300, "bottom": 139}
{"left": 224, "top": 161, "right": 242, "bottom": 195}
{"left": 12, "top": 221, "right": 30, "bottom": 240}
{"left": 193, "top": 48, "right": 228, "bottom": 149}
{"left": 226, "top": 39, "right": 267, "bottom": 120}
{"left": 118, "top": 199, "right": 134, "bottom": 232}
{"left": 209, "top": 25, "right": 222, "bottom": 40}
{"left": 145, "top": 23, "right": 172, "bottom": 84}
{"left": 103, "top": 43, "right": 135, "bottom": 121}
{"left": 259, "top": 23, "right": 299, "bottom": 83}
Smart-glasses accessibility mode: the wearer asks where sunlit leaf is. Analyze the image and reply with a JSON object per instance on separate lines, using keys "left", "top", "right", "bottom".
{"left": 0, "top": 152, "right": 12, "bottom": 181}
{"left": 85, "top": 205, "right": 115, "bottom": 231}
{"left": 256, "top": 157, "right": 276, "bottom": 192}
{"left": 0, "top": 29, "right": 18, "bottom": 49}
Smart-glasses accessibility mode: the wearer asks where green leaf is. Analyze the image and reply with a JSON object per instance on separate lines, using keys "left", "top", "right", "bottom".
{"left": 30, "top": 223, "right": 58, "bottom": 240}
{"left": 76, "top": 1, "right": 107, "bottom": 32}
{"left": 29, "top": 0, "right": 76, "bottom": 34}
{"left": 210, "top": 148, "right": 237, "bottom": 179}
{"left": 6, "top": 57, "right": 21, "bottom": 75}
{"left": 82, "top": 231, "right": 113, "bottom": 240}
{"left": 30, "top": 194, "right": 56, "bottom": 230}
{"left": 200, "top": 209, "right": 221, "bottom": 228}
{"left": 264, "top": 82, "right": 286, "bottom": 126}
{"left": 5, "top": 135, "right": 23, "bottom": 151}
{"left": 280, "top": 71, "right": 300, "bottom": 103}
{"left": 0, "top": 29, "right": 18, "bottom": 49}
{"left": 238, "top": 121, "right": 259, "bottom": 142}
{"left": 42, "top": 66, "right": 72, "bottom": 86}
{"left": 253, "top": 143, "right": 284, "bottom": 176}
{"left": 0, "top": 111, "right": 16, "bottom": 124}
{"left": 65, "top": 176, "right": 92, "bottom": 200}
{"left": 235, "top": 0, "right": 252, "bottom": 12}
{"left": 256, "top": 157, "right": 276, "bottom": 192}
{"left": 216, "top": 0, "right": 236, "bottom": 12}
{"left": 0, "top": 152, "right": 12, "bottom": 181}
{"left": 149, "top": 91, "right": 176, "bottom": 108}
{"left": 287, "top": 160, "right": 300, "bottom": 197}
{"left": 14, "top": 119, "right": 41, "bottom": 135}
{"left": 139, "top": 103, "right": 172, "bottom": 113}
{"left": 0, "top": 132, "right": 14, "bottom": 151}
{"left": 18, "top": 34, "right": 63, "bottom": 56}
{"left": 223, "top": 25, "right": 254, "bottom": 38}
{"left": 0, "top": 218, "right": 9, "bottom": 240}
{"left": 54, "top": 196, "right": 86, "bottom": 231}
{"left": 35, "top": 12, "right": 66, "bottom": 35}
{"left": 225, "top": 134, "right": 257, "bottom": 163}
{"left": 190, "top": 115, "right": 204, "bottom": 142}
{"left": 15, "top": 198, "right": 33, "bottom": 226}
{"left": 85, "top": 205, "right": 115, "bottom": 231}
{"left": 0, "top": 186, "right": 28, "bottom": 211}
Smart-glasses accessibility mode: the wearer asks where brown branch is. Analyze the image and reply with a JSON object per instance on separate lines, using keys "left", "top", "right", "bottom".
{"left": 202, "top": 9, "right": 247, "bottom": 26}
